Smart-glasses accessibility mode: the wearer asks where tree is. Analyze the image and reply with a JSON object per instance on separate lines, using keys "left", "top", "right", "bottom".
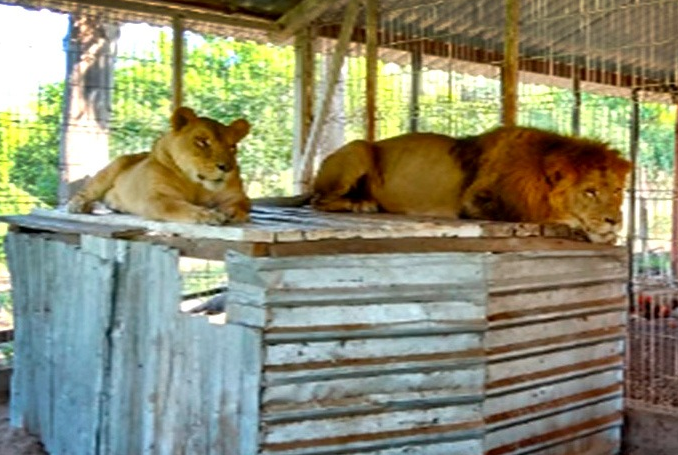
{"left": 59, "top": 14, "right": 120, "bottom": 205}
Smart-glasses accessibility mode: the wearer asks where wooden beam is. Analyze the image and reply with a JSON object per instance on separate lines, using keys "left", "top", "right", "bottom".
{"left": 292, "top": 29, "right": 315, "bottom": 193}
{"left": 298, "top": 0, "right": 362, "bottom": 192}
{"left": 270, "top": 0, "right": 348, "bottom": 41}
{"left": 172, "top": 16, "right": 184, "bottom": 110}
{"left": 501, "top": 0, "right": 520, "bottom": 126}
{"left": 572, "top": 66, "right": 581, "bottom": 135}
{"left": 365, "top": 0, "right": 378, "bottom": 142}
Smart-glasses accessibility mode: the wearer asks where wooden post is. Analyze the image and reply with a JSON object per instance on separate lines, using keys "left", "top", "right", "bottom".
{"left": 572, "top": 66, "right": 581, "bottom": 136}
{"left": 628, "top": 89, "right": 640, "bottom": 290}
{"left": 410, "top": 48, "right": 422, "bottom": 133}
{"left": 298, "top": 0, "right": 361, "bottom": 192}
{"left": 501, "top": 0, "right": 520, "bottom": 126}
{"left": 172, "top": 16, "right": 184, "bottom": 110}
{"left": 292, "top": 29, "right": 315, "bottom": 194}
{"left": 365, "top": 0, "right": 378, "bottom": 142}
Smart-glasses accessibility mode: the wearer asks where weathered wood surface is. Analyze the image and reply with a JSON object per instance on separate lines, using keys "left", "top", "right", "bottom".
{"left": 4, "top": 221, "right": 627, "bottom": 454}
{"left": 484, "top": 250, "right": 627, "bottom": 455}
{"left": 0, "top": 206, "right": 617, "bottom": 260}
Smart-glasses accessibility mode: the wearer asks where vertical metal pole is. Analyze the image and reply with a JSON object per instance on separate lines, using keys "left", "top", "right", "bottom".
{"left": 365, "top": 0, "right": 378, "bottom": 142}
{"left": 409, "top": 48, "right": 422, "bottom": 133}
{"left": 501, "top": 0, "right": 520, "bottom": 126}
{"left": 628, "top": 88, "right": 640, "bottom": 296}
{"left": 572, "top": 67, "right": 581, "bottom": 136}
{"left": 671, "top": 93, "right": 678, "bottom": 281}
{"left": 172, "top": 16, "right": 184, "bottom": 110}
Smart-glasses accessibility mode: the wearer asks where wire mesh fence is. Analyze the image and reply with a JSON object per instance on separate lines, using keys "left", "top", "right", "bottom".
{"left": 1, "top": 0, "right": 678, "bottom": 416}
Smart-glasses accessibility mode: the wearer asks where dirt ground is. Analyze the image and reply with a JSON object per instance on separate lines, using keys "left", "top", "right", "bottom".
{"left": 0, "top": 397, "right": 46, "bottom": 455}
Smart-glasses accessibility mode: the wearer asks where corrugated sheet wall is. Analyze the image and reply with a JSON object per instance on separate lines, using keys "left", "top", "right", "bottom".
{"left": 5, "top": 233, "right": 627, "bottom": 455}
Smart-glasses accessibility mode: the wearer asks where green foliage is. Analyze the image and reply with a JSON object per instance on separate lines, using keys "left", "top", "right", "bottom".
{"left": 7, "top": 83, "right": 63, "bottom": 206}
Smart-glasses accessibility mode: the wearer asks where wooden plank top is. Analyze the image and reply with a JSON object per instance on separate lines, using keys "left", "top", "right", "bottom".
{"left": 0, "top": 206, "right": 577, "bottom": 242}
{"left": 0, "top": 206, "right": 619, "bottom": 257}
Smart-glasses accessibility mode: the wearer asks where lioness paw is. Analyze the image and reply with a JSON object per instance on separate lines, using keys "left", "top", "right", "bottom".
{"left": 67, "top": 196, "right": 95, "bottom": 214}
{"left": 195, "top": 208, "right": 229, "bottom": 226}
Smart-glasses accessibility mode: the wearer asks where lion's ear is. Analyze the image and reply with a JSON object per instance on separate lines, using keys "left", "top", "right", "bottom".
{"left": 228, "top": 119, "right": 251, "bottom": 143}
{"left": 544, "top": 156, "right": 575, "bottom": 188}
{"left": 171, "top": 107, "right": 198, "bottom": 131}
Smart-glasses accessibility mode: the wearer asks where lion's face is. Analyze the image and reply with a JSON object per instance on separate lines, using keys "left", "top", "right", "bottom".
{"left": 167, "top": 107, "right": 250, "bottom": 192}
{"left": 548, "top": 163, "right": 630, "bottom": 244}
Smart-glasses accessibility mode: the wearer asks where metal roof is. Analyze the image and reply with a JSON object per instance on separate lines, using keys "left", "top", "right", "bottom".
{"left": 3, "top": 0, "right": 678, "bottom": 89}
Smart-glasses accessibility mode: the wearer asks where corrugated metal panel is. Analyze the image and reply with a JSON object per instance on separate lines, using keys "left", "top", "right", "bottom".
{"left": 5, "top": 234, "right": 117, "bottom": 455}
{"left": 225, "top": 252, "right": 488, "bottom": 454}
{"left": 484, "top": 250, "right": 627, "bottom": 455}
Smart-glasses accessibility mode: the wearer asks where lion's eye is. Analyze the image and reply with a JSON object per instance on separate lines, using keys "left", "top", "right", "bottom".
{"left": 195, "top": 137, "right": 210, "bottom": 148}
{"left": 585, "top": 188, "right": 598, "bottom": 198}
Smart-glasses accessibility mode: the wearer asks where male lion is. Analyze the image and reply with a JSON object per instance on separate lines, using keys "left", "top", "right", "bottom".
{"left": 67, "top": 107, "right": 252, "bottom": 224}
{"left": 311, "top": 126, "right": 632, "bottom": 244}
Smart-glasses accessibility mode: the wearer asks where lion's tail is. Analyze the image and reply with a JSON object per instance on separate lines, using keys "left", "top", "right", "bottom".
{"left": 252, "top": 193, "right": 313, "bottom": 208}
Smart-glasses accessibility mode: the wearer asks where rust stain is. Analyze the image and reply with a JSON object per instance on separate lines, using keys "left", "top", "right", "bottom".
{"left": 488, "top": 355, "right": 622, "bottom": 389}
{"left": 488, "top": 327, "right": 624, "bottom": 356}
{"left": 261, "top": 419, "right": 484, "bottom": 452}
{"left": 265, "top": 320, "right": 485, "bottom": 334}
{"left": 265, "top": 348, "right": 485, "bottom": 372}
{"left": 485, "top": 383, "right": 622, "bottom": 424}
{"left": 486, "top": 412, "right": 622, "bottom": 455}
{"left": 488, "top": 297, "right": 626, "bottom": 322}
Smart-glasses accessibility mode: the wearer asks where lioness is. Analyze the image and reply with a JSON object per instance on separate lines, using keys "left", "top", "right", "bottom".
{"left": 311, "top": 126, "right": 632, "bottom": 244}
{"left": 67, "top": 107, "right": 252, "bottom": 224}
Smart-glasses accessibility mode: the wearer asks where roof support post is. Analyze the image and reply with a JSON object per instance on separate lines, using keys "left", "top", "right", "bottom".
{"left": 292, "top": 28, "right": 315, "bottom": 194}
{"left": 409, "top": 48, "right": 422, "bottom": 133}
{"left": 365, "top": 0, "right": 378, "bottom": 142}
{"left": 628, "top": 88, "right": 640, "bottom": 295}
{"left": 572, "top": 66, "right": 581, "bottom": 136}
{"left": 172, "top": 16, "right": 184, "bottom": 110}
{"left": 501, "top": 0, "right": 520, "bottom": 126}
{"left": 671, "top": 91, "right": 678, "bottom": 281}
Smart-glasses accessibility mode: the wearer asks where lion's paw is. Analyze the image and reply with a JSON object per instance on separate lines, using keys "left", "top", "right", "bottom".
{"left": 352, "top": 200, "right": 379, "bottom": 213}
{"left": 222, "top": 206, "right": 250, "bottom": 223}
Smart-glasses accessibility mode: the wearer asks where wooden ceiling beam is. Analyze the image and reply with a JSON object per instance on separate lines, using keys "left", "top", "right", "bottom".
{"left": 270, "top": 0, "right": 348, "bottom": 41}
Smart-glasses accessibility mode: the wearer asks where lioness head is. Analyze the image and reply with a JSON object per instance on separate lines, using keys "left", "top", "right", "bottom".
{"left": 544, "top": 144, "right": 631, "bottom": 244}
{"left": 167, "top": 107, "right": 250, "bottom": 191}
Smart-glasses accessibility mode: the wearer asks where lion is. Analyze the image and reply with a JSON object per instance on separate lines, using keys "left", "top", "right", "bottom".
{"left": 310, "top": 126, "right": 632, "bottom": 244}
{"left": 67, "top": 106, "right": 252, "bottom": 225}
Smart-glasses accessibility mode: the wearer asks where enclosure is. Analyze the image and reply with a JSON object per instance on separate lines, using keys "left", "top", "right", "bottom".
{"left": 0, "top": 0, "right": 678, "bottom": 453}
{"left": 3, "top": 207, "right": 627, "bottom": 454}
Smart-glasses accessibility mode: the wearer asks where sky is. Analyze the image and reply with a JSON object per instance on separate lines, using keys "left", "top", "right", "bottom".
{"left": 0, "top": 5, "right": 67, "bottom": 109}
{"left": 0, "top": 4, "right": 167, "bottom": 111}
